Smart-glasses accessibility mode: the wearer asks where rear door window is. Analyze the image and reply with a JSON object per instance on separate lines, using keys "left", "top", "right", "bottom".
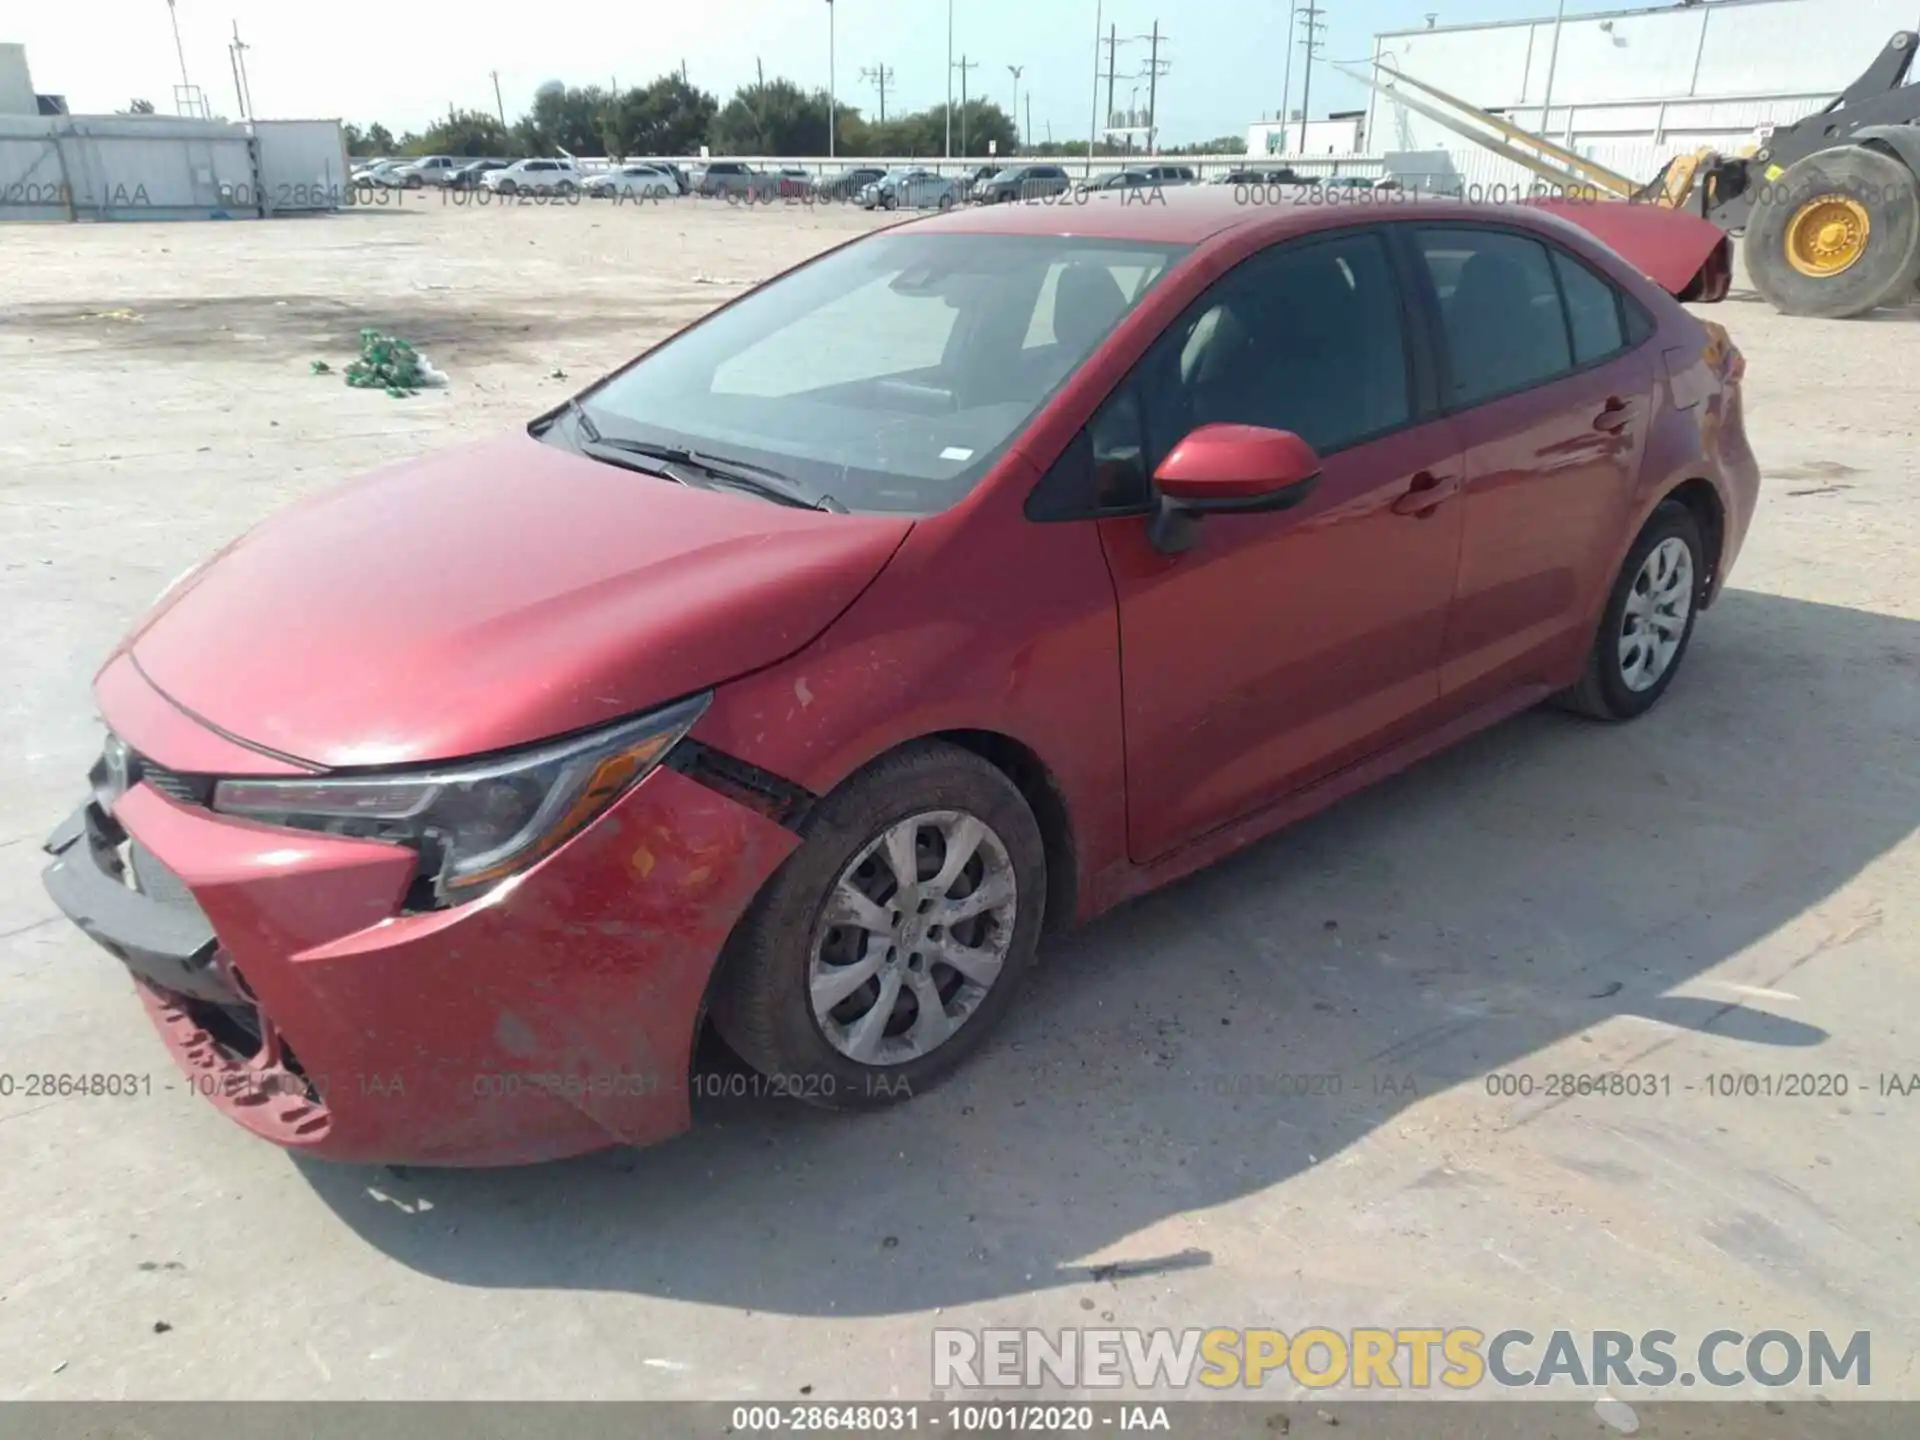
{"left": 1417, "top": 228, "right": 1574, "bottom": 407}
{"left": 1551, "top": 248, "right": 1627, "bottom": 364}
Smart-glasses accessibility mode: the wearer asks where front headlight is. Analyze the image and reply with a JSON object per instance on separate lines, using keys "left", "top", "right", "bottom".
{"left": 210, "top": 693, "right": 710, "bottom": 905}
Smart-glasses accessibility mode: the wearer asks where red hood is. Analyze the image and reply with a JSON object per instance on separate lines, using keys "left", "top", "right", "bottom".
{"left": 124, "top": 433, "right": 911, "bottom": 768}
{"left": 1533, "top": 199, "right": 1730, "bottom": 298}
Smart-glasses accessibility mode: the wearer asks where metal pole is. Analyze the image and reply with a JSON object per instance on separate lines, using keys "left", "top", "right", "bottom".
{"left": 232, "top": 21, "right": 254, "bottom": 120}
{"left": 1297, "top": 5, "right": 1322, "bottom": 152}
{"left": 946, "top": 0, "right": 955, "bottom": 157}
{"left": 826, "top": 0, "right": 836, "bottom": 158}
{"left": 166, "top": 0, "right": 191, "bottom": 91}
{"left": 960, "top": 55, "right": 970, "bottom": 155}
{"left": 491, "top": 70, "right": 506, "bottom": 127}
{"left": 1026, "top": 93, "right": 1033, "bottom": 155}
{"left": 1087, "top": 0, "right": 1102, "bottom": 175}
{"left": 1008, "top": 65, "right": 1023, "bottom": 152}
{"left": 1539, "top": 0, "right": 1567, "bottom": 137}
{"left": 1280, "top": 1, "right": 1296, "bottom": 154}
{"left": 228, "top": 41, "right": 245, "bottom": 121}
{"left": 1145, "top": 20, "right": 1160, "bottom": 154}
{"left": 1105, "top": 24, "right": 1117, "bottom": 143}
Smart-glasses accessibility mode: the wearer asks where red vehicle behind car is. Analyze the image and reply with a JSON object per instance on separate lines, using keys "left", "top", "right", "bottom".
{"left": 44, "top": 189, "right": 1758, "bottom": 1166}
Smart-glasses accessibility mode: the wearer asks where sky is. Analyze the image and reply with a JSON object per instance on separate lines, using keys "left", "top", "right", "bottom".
{"left": 17, "top": 0, "right": 1585, "bottom": 146}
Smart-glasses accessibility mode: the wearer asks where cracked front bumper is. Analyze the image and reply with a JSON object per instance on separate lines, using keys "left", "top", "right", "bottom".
{"left": 43, "top": 756, "right": 798, "bottom": 1167}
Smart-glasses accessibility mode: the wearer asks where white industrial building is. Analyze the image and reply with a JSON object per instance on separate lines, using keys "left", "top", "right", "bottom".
{"left": 1248, "top": 0, "right": 1920, "bottom": 190}
{"left": 1367, "top": 0, "right": 1920, "bottom": 152}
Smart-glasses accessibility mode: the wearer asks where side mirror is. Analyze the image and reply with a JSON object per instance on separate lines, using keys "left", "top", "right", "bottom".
{"left": 1147, "top": 424, "right": 1323, "bottom": 554}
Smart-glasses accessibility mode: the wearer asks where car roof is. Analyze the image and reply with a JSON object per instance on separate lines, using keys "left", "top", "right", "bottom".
{"left": 903, "top": 185, "right": 1592, "bottom": 248}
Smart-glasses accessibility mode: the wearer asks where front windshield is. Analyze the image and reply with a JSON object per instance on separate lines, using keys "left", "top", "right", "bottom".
{"left": 575, "top": 232, "right": 1187, "bottom": 515}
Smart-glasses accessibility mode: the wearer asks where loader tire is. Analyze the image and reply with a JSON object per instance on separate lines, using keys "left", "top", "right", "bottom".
{"left": 1746, "top": 146, "right": 1920, "bottom": 317}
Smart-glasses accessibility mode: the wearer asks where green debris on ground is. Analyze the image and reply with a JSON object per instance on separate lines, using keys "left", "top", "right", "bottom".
{"left": 309, "top": 359, "right": 332, "bottom": 374}
{"left": 345, "top": 328, "right": 427, "bottom": 396}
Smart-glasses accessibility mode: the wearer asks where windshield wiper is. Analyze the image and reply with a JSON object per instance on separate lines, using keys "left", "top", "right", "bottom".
{"left": 586, "top": 438, "right": 838, "bottom": 512}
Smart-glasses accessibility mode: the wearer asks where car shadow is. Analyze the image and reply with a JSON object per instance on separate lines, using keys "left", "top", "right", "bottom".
{"left": 298, "top": 588, "right": 1918, "bottom": 1317}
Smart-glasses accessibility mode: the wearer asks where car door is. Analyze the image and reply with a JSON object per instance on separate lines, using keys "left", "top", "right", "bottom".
{"left": 1407, "top": 225, "right": 1657, "bottom": 710}
{"left": 1079, "top": 227, "right": 1467, "bottom": 862}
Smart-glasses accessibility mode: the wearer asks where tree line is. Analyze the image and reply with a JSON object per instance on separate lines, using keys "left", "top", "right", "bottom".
{"left": 346, "top": 74, "right": 1245, "bottom": 161}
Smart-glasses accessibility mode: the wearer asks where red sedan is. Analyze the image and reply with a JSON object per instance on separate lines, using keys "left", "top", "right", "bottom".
{"left": 44, "top": 189, "right": 1758, "bottom": 1166}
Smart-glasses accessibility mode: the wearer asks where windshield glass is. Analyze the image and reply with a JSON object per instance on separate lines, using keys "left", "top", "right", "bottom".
{"left": 574, "top": 232, "right": 1187, "bottom": 515}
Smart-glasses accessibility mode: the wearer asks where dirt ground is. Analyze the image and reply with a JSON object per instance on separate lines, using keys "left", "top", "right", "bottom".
{"left": 1, "top": 191, "right": 1917, "bottom": 1428}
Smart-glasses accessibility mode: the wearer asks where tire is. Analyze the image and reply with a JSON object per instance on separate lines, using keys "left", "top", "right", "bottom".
{"left": 496, "top": 179, "right": 517, "bottom": 196}
{"left": 1557, "top": 500, "right": 1705, "bottom": 721}
{"left": 405, "top": 175, "right": 423, "bottom": 190}
{"left": 556, "top": 180, "right": 576, "bottom": 196}
{"left": 709, "top": 741, "right": 1047, "bottom": 1110}
{"left": 938, "top": 193, "right": 955, "bottom": 211}
{"left": 1745, "top": 146, "right": 1920, "bottom": 318}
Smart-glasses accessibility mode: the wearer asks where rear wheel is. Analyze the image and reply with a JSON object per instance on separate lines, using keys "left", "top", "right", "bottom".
{"left": 1558, "top": 501, "right": 1705, "bottom": 721}
{"left": 710, "top": 742, "right": 1046, "bottom": 1109}
{"left": 1746, "top": 146, "right": 1920, "bottom": 317}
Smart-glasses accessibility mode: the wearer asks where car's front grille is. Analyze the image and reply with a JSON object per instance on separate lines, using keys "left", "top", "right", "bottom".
{"left": 137, "top": 757, "right": 212, "bottom": 807}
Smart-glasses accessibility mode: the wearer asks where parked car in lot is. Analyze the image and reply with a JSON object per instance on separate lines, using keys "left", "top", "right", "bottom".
{"left": 1134, "top": 163, "right": 1198, "bottom": 186}
{"left": 585, "top": 163, "right": 678, "bottom": 199}
{"left": 394, "top": 155, "right": 463, "bottom": 188}
{"left": 445, "top": 158, "right": 510, "bottom": 190}
{"left": 351, "top": 159, "right": 413, "bottom": 189}
{"left": 693, "top": 160, "right": 771, "bottom": 199}
{"left": 862, "top": 167, "right": 962, "bottom": 211}
{"left": 813, "top": 165, "right": 886, "bottom": 201}
{"left": 41, "top": 188, "right": 1755, "bottom": 1166}
{"left": 481, "top": 157, "right": 584, "bottom": 195}
{"left": 635, "top": 159, "right": 690, "bottom": 194}
{"left": 1212, "top": 165, "right": 1305, "bottom": 185}
{"left": 974, "top": 163, "right": 1072, "bottom": 202}
{"left": 771, "top": 165, "right": 814, "bottom": 198}
{"left": 1075, "top": 169, "right": 1157, "bottom": 194}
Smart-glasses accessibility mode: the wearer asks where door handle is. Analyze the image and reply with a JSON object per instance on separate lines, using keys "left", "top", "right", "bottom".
{"left": 1391, "top": 471, "right": 1461, "bottom": 517}
{"left": 1593, "top": 397, "right": 1634, "bottom": 433}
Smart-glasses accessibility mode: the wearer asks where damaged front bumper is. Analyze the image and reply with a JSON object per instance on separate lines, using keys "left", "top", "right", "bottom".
{"left": 43, "top": 742, "right": 798, "bottom": 1167}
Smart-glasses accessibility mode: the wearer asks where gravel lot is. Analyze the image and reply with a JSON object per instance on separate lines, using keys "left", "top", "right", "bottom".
{"left": 1, "top": 191, "right": 1916, "bottom": 1423}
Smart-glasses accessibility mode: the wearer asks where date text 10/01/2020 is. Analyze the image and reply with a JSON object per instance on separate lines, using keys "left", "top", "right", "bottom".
{"left": 0, "top": 1068, "right": 914, "bottom": 1105}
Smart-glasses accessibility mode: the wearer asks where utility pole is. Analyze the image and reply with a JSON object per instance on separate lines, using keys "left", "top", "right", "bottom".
{"left": 1007, "top": 65, "right": 1023, "bottom": 152}
{"left": 860, "top": 64, "right": 895, "bottom": 123}
{"left": 1087, "top": 0, "right": 1102, "bottom": 174}
{"left": 1137, "top": 21, "right": 1168, "bottom": 154}
{"left": 1026, "top": 93, "right": 1034, "bottom": 155}
{"left": 681, "top": 59, "right": 689, "bottom": 86}
{"left": 1295, "top": 3, "right": 1326, "bottom": 152}
{"left": 945, "top": 0, "right": 955, "bottom": 157}
{"left": 824, "top": 0, "right": 836, "bottom": 158}
{"left": 490, "top": 70, "right": 506, "bottom": 127}
{"left": 1103, "top": 24, "right": 1124, "bottom": 141}
{"left": 953, "top": 54, "right": 980, "bottom": 154}
{"left": 1280, "top": 4, "right": 1296, "bottom": 155}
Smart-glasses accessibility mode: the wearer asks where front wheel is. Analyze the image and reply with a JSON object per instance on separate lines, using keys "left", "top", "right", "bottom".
{"left": 1557, "top": 500, "right": 1705, "bottom": 721}
{"left": 710, "top": 742, "right": 1046, "bottom": 1108}
{"left": 938, "top": 193, "right": 955, "bottom": 211}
